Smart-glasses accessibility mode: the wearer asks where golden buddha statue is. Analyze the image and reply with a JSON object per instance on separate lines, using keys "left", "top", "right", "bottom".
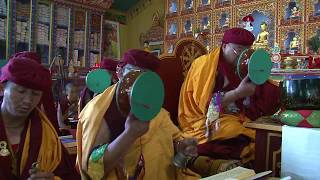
{"left": 143, "top": 41, "right": 152, "bottom": 52}
{"left": 290, "top": 36, "right": 299, "bottom": 50}
{"left": 252, "top": 21, "right": 269, "bottom": 50}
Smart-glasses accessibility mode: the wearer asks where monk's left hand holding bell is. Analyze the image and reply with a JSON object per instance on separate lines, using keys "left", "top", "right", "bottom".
{"left": 28, "top": 170, "right": 54, "bottom": 180}
{"left": 176, "top": 138, "right": 198, "bottom": 157}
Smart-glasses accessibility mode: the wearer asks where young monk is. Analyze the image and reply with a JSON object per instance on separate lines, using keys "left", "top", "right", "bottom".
{"left": 57, "top": 82, "right": 79, "bottom": 129}
{"left": 77, "top": 49, "right": 199, "bottom": 180}
{"left": 0, "top": 57, "right": 80, "bottom": 179}
{"left": 178, "top": 28, "right": 281, "bottom": 176}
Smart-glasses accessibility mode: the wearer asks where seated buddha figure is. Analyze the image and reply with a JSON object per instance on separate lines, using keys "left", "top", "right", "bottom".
{"left": 290, "top": 6, "right": 300, "bottom": 18}
{"left": 222, "top": 17, "right": 230, "bottom": 28}
{"left": 185, "top": 0, "right": 193, "bottom": 9}
{"left": 252, "top": 21, "right": 269, "bottom": 50}
{"left": 169, "top": 1, "right": 177, "bottom": 13}
{"left": 169, "top": 23, "right": 177, "bottom": 35}
{"left": 184, "top": 20, "right": 192, "bottom": 33}
{"left": 143, "top": 41, "right": 152, "bottom": 52}
{"left": 202, "top": 17, "right": 210, "bottom": 30}
{"left": 290, "top": 36, "right": 299, "bottom": 51}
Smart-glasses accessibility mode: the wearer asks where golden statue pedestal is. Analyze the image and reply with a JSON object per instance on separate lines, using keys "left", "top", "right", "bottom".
{"left": 252, "top": 42, "right": 269, "bottom": 50}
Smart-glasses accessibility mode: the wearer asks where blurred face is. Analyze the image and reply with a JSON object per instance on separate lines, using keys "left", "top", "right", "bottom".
{"left": 222, "top": 43, "right": 249, "bottom": 67}
{"left": 2, "top": 82, "right": 42, "bottom": 118}
{"left": 66, "top": 86, "right": 79, "bottom": 103}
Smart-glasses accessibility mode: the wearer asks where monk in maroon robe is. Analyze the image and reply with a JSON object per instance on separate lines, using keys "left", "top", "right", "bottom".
{"left": 11, "top": 51, "right": 60, "bottom": 133}
{"left": 57, "top": 82, "right": 80, "bottom": 130}
{"left": 178, "top": 28, "right": 281, "bottom": 176}
{"left": 77, "top": 49, "right": 199, "bottom": 179}
{"left": 0, "top": 57, "right": 79, "bottom": 179}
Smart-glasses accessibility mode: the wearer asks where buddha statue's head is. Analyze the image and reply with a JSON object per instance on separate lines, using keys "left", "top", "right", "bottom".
{"left": 292, "top": 7, "right": 297, "bottom": 12}
{"left": 260, "top": 22, "right": 267, "bottom": 31}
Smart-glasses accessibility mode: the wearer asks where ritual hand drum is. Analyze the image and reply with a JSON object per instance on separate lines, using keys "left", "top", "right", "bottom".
{"left": 236, "top": 48, "right": 272, "bottom": 85}
{"left": 116, "top": 70, "right": 165, "bottom": 121}
{"left": 86, "top": 69, "right": 112, "bottom": 94}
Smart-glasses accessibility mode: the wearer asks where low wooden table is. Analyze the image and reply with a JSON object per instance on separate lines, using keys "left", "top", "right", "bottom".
{"left": 244, "top": 117, "right": 283, "bottom": 177}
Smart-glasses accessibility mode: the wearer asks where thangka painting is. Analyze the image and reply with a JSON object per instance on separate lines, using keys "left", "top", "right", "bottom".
{"left": 102, "top": 20, "right": 120, "bottom": 59}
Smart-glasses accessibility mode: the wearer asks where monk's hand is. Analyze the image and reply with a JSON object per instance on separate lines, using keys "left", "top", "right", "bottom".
{"left": 28, "top": 170, "right": 54, "bottom": 180}
{"left": 125, "top": 113, "right": 150, "bottom": 139}
{"left": 176, "top": 138, "right": 198, "bottom": 157}
{"left": 234, "top": 75, "right": 256, "bottom": 99}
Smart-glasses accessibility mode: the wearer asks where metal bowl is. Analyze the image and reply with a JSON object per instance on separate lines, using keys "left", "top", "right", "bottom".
{"left": 280, "top": 76, "right": 320, "bottom": 110}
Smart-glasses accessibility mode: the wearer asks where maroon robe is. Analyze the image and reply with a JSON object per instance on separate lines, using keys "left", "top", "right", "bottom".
{"left": 0, "top": 110, "right": 80, "bottom": 180}
{"left": 11, "top": 51, "right": 59, "bottom": 134}
{"left": 79, "top": 87, "right": 95, "bottom": 112}
{"left": 197, "top": 53, "right": 281, "bottom": 159}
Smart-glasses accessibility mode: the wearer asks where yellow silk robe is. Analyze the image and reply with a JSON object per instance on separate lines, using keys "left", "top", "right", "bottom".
{"left": 178, "top": 48, "right": 255, "bottom": 162}
{"left": 19, "top": 109, "right": 62, "bottom": 180}
{"left": 77, "top": 84, "right": 199, "bottom": 180}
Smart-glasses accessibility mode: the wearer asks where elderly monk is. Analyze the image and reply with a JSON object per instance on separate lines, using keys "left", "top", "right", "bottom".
{"left": 79, "top": 58, "right": 119, "bottom": 112}
{"left": 11, "top": 51, "right": 60, "bottom": 133}
{"left": 77, "top": 49, "right": 199, "bottom": 180}
{"left": 178, "top": 28, "right": 280, "bottom": 176}
{"left": 0, "top": 57, "right": 80, "bottom": 179}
